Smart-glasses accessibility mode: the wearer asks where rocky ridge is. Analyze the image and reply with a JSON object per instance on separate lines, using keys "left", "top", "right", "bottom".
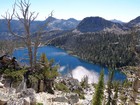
{"left": 0, "top": 76, "right": 95, "bottom": 105}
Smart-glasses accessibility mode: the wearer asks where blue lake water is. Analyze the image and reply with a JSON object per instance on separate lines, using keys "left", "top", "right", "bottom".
{"left": 13, "top": 46, "right": 126, "bottom": 83}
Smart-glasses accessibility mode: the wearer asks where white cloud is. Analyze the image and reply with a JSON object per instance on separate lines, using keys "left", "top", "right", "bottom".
{"left": 72, "top": 66, "right": 100, "bottom": 84}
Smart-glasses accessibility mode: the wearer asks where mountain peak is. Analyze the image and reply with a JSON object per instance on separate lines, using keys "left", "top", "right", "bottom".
{"left": 76, "top": 16, "right": 117, "bottom": 32}
{"left": 45, "top": 16, "right": 57, "bottom": 22}
{"left": 127, "top": 16, "right": 140, "bottom": 28}
{"left": 68, "top": 18, "right": 76, "bottom": 20}
{"left": 110, "top": 19, "right": 124, "bottom": 24}
{"left": 129, "top": 16, "right": 140, "bottom": 23}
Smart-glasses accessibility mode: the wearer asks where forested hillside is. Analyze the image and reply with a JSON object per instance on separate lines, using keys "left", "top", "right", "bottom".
{"left": 50, "top": 31, "right": 140, "bottom": 67}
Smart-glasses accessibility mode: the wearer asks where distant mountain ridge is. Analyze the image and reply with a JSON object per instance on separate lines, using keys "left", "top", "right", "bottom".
{"left": 1, "top": 16, "right": 140, "bottom": 37}
{"left": 126, "top": 16, "right": 140, "bottom": 28}
{"left": 110, "top": 19, "right": 124, "bottom": 24}
{"left": 46, "top": 17, "right": 80, "bottom": 30}
{"left": 76, "top": 17, "right": 128, "bottom": 33}
{"left": 0, "top": 17, "right": 80, "bottom": 34}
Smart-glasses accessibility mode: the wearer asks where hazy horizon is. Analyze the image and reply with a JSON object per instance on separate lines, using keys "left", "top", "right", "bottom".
{"left": 0, "top": 0, "right": 140, "bottom": 22}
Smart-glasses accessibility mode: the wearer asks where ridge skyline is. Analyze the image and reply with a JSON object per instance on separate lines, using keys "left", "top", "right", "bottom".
{"left": 0, "top": 0, "right": 140, "bottom": 23}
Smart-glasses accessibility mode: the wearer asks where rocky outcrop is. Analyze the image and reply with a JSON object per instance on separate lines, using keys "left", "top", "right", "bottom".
{"left": 0, "top": 82, "right": 4, "bottom": 88}
{"left": 55, "top": 76, "right": 83, "bottom": 91}
{"left": 0, "top": 55, "right": 21, "bottom": 70}
{"left": 0, "top": 99, "right": 8, "bottom": 105}
{"left": 52, "top": 93, "right": 79, "bottom": 104}
{"left": 23, "top": 97, "right": 30, "bottom": 105}
{"left": 52, "top": 97, "right": 68, "bottom": 103}
{"left": 0, "top": 87, "right": 36, "bottom": 105}
{"left": 66, "top": 93, "right": 79, "bottom": 104}
{"left": 0, "top": 76, "right": 95, "bottom": 105}
{"left": 18, "top": 88, "right": 36, "bottom": 98}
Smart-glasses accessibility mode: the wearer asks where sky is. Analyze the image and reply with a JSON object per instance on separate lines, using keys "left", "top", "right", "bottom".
{"left": 0, "top": 0, "right": 140, "bottom": 22}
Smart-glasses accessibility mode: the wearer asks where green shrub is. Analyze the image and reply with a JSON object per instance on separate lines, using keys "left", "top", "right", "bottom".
{"left": 40, "top": 53, "right": 59, "bottom": 80}
{"left": 92, "top": 83, "right": 97, "bottom": 88}
{"left": 122, "top": 80, "right": 132, "bottom": 88}
{"left": 80, "top": 76, "right": 89, "bottom": 89}
{"left": 42, "top": 66, "right": 59, "bottom": 79}
{"left": 28, "top": 75, "right": 38, "bottom": 84}
{"left": 36, "top": 103, "right": 43, "bottom": 105}
{"left": 55, "top": 82, "right": 70, "bottom": 93}
{"left": 73, "top": 89, "right": 85, "bottom": 99}
{"left": 3, "top": 69, "right": 27, "bottom": 81}
{"left": 2, "top": 69, "right": 27, "bottom": 88}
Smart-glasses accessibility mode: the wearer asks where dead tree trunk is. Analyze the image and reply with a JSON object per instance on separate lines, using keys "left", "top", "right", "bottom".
{"left": 2, "top": 0, "right": 52, "bottom": 69}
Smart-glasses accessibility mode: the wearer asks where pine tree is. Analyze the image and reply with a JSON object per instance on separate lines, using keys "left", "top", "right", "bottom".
{"left": 106, "top": 69, "right": 114, "bottom": 105}
{"left": 92, "top": 70, "right": 104, "bottom": 105}
{"left": 40, "top": 53, "right": 59, "bottom": 94}
{"left": 112, "top": 81, "right": 119, "bottom": 105}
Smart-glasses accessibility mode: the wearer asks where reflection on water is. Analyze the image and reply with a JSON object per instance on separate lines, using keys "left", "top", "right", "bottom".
{"left": 13, "top": 46, "right": 126, "bottom": 83}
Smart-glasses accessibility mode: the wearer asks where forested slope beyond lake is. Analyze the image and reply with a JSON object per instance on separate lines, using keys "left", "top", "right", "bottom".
{"left": 50, "top": 31, "right": 140, "bottom": 68}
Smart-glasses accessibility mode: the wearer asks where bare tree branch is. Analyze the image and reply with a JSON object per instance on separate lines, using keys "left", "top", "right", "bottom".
{"left": 2, "top": 0, "right": 52, "bottom": 69}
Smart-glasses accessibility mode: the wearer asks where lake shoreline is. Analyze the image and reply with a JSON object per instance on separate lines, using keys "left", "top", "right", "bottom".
{"left": 13, "top": 45, "right": 126, "bottom": 82}
{"left": 49, "top": 45, "right": 126, "bottom": 74}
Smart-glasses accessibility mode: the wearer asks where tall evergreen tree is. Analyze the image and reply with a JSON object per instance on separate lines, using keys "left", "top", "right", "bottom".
{"left": 106, "top": 69, "right": 114, "bottom": 105}
{"left": 39, "top": 53, "right": 59, "bottom": 93}
{"left": 112, "top": 81, "right": 119, "bottom": 105}
{"left": 92, "top": 70, "right": 104, "bottom": 105}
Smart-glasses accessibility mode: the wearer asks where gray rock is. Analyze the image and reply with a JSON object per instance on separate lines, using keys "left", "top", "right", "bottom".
{"left": 66, "top": 93, "right": 79, "bottom": 104}
{"left": 57, "top": 77, "right": 83, "bottom": 91}
{"left": 0, "top": 75, "right": 4, "bottom": 82}
{"left": 24, "top": 97, "right": 30, "bottom": 105}
{"left": 0, "top": 82, "right": 4, "bottom": 88}
{"left": 3, "top": 78, "right": 11, "bottom": 88}
{"left": 30, "top": 81, "right": 39, "bottom": 92}
{"left": 7, "top": 95, "right": 36, "bottom": 105}
{"left": 7, "top": 98, "right": 24, "bottom": 105}
{"left": 39, "top": 80, "right": 44, "bottom": 92}
{"left": 20, "top": 88, "right": 35, "bottom": 98}
{"left": 52, "top": 92, "right": 79, "bottom": 104}
{"left": 52, "top": 97, "right": 68, "bottom": 103}
{"left": 29, "top": 95, "right": 36, "bottom": 105}
{"left": 0, "top": 99, "right": 7, "bottom": 105}
{"left": 0, "top": 91, "right": 9, "bottom": 104}
{"left": 8, "top": 88, "right": 16, "bottom": 94}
